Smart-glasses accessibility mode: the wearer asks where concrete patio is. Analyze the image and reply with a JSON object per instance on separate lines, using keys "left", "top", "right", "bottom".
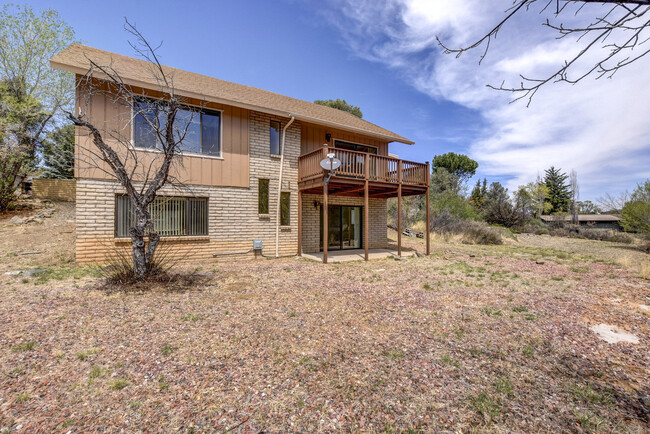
{"left": 301, "top": 248, "right": 417, "bottom": 263}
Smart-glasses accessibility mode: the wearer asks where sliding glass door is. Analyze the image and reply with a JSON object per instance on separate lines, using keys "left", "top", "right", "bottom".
{"left": 320, "top": 205, "right": 362, "bottom": 250}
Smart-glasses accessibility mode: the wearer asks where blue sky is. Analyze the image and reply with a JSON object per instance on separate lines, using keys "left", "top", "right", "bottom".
{"left": 30, "top": 0, "right": 650, "bottom": 200}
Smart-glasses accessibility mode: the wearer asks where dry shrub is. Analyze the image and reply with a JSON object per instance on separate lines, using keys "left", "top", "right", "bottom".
{"left": 101, "top": 242, "right": 202, "bottom": 291}
{"left": 429, "top": 211, "right": 502, "bottom": 245}
{"left": 460, "top": 220, "right": 503, "bottom": 245}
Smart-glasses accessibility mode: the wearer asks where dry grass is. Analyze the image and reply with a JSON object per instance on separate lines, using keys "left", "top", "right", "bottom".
{"left": 0, "top": 208, "right": 648, "bottom": 432}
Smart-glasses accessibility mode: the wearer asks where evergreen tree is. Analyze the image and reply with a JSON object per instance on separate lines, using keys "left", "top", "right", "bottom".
{"left": 469, "top": 177, "right": 487, "bottom": 207}
{"left": 41, "top": 124, "right": 74, "bottom": 179}
{"left": 544, "top": 166, "right": 571, "bottom": 213}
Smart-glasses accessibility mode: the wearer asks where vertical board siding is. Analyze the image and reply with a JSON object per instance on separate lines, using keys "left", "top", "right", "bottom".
{"left": 75, "top": 78, "right": 250, "bottom": 188}
{"left": 300, "top": 122, "right": 389, "bottom": 156}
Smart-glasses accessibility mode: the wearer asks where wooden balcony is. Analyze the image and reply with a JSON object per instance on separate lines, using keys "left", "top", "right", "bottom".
{"left": 298, "top": 147, "right": 429, "bottom": 198}
{"left": 297, "top": 147, "right": 430, "bottom": 263}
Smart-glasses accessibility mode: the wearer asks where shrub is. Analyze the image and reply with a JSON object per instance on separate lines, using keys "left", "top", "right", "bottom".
{"left": 460, "top": 221, "right": 503, "bottom": 245}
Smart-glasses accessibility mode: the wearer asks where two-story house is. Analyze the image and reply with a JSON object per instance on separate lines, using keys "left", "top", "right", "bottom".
{"left": 50, "top": 44, "right": 430, "bottom": 264}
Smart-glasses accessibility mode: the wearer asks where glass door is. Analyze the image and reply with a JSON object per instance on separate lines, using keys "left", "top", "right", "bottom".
{"left": 320, "top": 205, "right": 363, "bottom": 250}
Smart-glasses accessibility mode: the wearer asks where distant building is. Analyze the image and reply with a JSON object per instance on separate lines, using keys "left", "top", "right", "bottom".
{"left": 540, "top": 214, "right": 622, "bottom": 231}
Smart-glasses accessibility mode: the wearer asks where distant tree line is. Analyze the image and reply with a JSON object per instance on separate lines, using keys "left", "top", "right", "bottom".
{"left": 389, "top": 151, "right": 650, "bottom": 244}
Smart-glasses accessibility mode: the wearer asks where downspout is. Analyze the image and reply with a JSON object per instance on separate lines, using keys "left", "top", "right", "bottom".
{"left": 275, "top": 116, "right": 295, "bottom": 258}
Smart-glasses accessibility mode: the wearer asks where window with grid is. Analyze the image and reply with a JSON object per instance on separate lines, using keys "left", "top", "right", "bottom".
{"left": 115, "top": 195, "right": 208, "bottom": 238}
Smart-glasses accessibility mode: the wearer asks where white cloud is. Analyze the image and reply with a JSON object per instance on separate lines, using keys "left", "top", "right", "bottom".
{"left": 326, "top": 0, "right": 650, "bottom": 198}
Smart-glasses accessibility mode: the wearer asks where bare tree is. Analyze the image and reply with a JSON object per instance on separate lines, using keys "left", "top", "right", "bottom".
{"left": 66, "top": 21, "right": 196, "bottom": 278}
{"left": 438, "top": 0, "right": 650, "bottom": 105}
{"left": 596, "top": 190, "right": 629, "bottom": 213}
{"left": 569, "top": 169, "right": 579, "bottom": 224}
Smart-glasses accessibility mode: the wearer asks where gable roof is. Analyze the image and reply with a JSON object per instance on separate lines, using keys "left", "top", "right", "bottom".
{"left": 50, "top": 44, "right": 414, "bottom": 145}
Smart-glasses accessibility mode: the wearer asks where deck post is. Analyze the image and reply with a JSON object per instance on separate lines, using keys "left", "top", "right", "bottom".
{"left": 297, "top": 190, "right": 302, "bottom": 256}
{"left": 323, "top": 182, "right": 328, "bottom": 264}
{"left": 364, "top": 154, "right": 369, "bottom": 261}
{"left": 397, "top": 160, "right": 402, "bottom": 257}
{"left": 426, "top": 161, "right": 430, "bottom": 256}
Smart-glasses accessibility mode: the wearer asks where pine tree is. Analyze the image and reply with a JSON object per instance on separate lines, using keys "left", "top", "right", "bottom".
{"left": 41, "top": 124, "right": 74, "bottom": 179}
{"left": 544, "top": 166, "right": 571, "bottom": 213}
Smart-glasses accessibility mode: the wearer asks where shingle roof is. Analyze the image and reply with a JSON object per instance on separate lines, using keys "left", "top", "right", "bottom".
{"left": 540, "top": 214, "right": 621, "bottom": 222}
{"left": 50, "top": 44, "right": 414, "bottom": 144}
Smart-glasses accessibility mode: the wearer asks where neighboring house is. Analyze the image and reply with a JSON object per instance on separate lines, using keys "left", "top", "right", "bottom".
{"left": 540, "top": 214, "right": 622, "bottom": 231}
{"left": 50, "top": 44, "right": 430, "bottom": 264}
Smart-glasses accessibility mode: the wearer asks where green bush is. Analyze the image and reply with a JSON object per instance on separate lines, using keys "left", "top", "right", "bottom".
{"left": 460, "top": 221, "right": 503, "bottom": 245}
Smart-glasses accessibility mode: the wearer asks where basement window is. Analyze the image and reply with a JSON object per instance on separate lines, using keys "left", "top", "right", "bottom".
{"left": 115, "top": 195, "right": 208, "bottom": 238}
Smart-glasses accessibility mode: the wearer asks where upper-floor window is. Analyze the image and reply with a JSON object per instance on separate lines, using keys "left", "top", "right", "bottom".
{"left": 133, "top": 97, "right": 221, "bottom": 157}
{"left": 270, "top": 120, "right": 281, "bottom": 155}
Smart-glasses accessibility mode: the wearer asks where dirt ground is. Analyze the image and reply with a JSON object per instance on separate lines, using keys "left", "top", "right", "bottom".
{"left": 1, "top": 203, "right": 649, "bottom": 432}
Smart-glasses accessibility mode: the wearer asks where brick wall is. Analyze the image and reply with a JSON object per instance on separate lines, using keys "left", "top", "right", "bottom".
{"left": 75, "top": 111, "right": 302, "bottom": 264}
{"left": 32, "top": 178, "right": 76, "bottom": 201}
{"left": 301, "top": 194, "right": 387, "bottom": 253}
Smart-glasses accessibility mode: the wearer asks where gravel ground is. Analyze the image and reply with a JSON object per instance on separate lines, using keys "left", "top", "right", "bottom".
{"left": 0, "top": 204, "right": 648, "bottom": 432}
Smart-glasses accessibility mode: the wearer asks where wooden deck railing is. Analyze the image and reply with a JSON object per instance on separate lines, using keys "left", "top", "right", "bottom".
{"left": 298, "top": 147, "right": 429, "bottom": 187}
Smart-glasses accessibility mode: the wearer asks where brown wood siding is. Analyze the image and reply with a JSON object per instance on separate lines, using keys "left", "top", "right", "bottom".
{"left": 300, "top": 122, "right": 389, "bottom": 156}
{"left": 74, "top": 77, "right": 250, "bottom": 188}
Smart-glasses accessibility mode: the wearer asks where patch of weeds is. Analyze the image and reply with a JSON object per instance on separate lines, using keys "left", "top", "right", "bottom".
{"left": 157, "top": 376, "right": 170, "bottom": 391}
{"left": 570, "top": 266, "right": 590, "bottom": 274}
{"left": 453, "top": 327, "right": 464, "bottom": 339}
{"left": 12, "top": 340, "right": 37, "bottom": 352}
{"left": 469, "top": 348, "right": 484, "bottom": 358}
{"left": 512, "top": 306, "right": 528, "bottom": 313}
{"left": 573, "top": 409, "right": 606, "bottom": 431}
{"left": 108, "top": 378, "right": 129, "bottom": 390}
{"left": 61, "top": 420, "right": 74, "bottom": 428}
{"left": 568, "top": 383, "right": 613, "bottom": 405}
{"left": 383, "top": 350, "right": 405, "bottom": 360}
{"left": 181, "top": 313, "right": 201, "bottom": 322}
{"left": 422, "top": 282, "right": 433, "bottom": 291}
{"left": 298, "top": 356, "right": 312, "bottom": 365}
{"left": 76, "top": 348, "right": 99, "bottom": 361}
{"left": 467, "top": 391, "right": 501, "bottom": 424}
{"left": 440, "top": 354, "right": 460, "bottom": 368}
{"left": 288, "top": 311, "right": 297, "bottom": 318}
{"left": 15, "top": 393, "right": 31, "bottom": 403}
{"left": 88, "top": 366, "right": 103, "bottom": 380}
{"left": 522, "top": 345, "right": 535, "bottom": 359}
{"left": 482, "top": 307, "right": 502, "bottom": 317}
{"left": 551, "top": 277, "right": 564, "bottom": 281}
{"left": 161, "top": 344, "right": 176, "bottom": 356}
{"left": 493, "top": 376, "right": 514, "bottom": 396}
{"left": 34, "top": 265, "right": 100, "bottom": 285}
{"left": 8, "top": 367, "right": 25, "bottom": 377}
{"left": 297, "top": 396, "right": 305, "bottom": 409}
{"left": 523, "top": 314, "right": 537, "bottom": 321}
{"left": 130, "top": 400, "right": 142, "bottom": 410}
{"left": 21, "top": 278, "right": 29, "bottom": 284}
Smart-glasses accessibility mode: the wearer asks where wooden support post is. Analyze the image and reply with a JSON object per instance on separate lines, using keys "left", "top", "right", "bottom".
{"left": 323, "top": 182, "right": 328, "bottom": 264}
{"left": 426, "top": 161, "right": 430, "bottom": 256}
{"left": 297, "top": 190, "right": 302, "bottom": 256}
{"left": 364, "top": 153, "right": 369, "bottom": 261}
{"left": 397, "top": 160, "right": 402, "bottom": 257}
